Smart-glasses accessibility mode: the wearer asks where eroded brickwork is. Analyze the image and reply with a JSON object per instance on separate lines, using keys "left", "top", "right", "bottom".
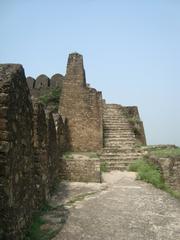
{"left": 0, "top": 64, "right": 34, "bottom": 239}
{"left": 0, "top": 65, "right": 66, "bottom": 239}
{"left": 59, "top": 53, "right": 103, "bottom": 151}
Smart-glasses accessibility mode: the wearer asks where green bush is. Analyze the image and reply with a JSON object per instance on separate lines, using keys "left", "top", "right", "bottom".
{"left": 39, "top": 88, "right": 61, "bottom": 107}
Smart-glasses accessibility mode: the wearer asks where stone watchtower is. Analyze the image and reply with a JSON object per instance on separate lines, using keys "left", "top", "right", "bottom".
{"left": 59, "top": 53, "right": 103, "bottom": 151}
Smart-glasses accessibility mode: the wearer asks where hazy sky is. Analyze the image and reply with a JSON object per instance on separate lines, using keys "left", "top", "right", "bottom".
{"left": 1, "top": 0, "right": 180, "bottom": 146}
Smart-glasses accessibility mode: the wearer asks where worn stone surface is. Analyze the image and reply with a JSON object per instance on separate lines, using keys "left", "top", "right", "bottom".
{"left": 59, "top": 53, "right": 103, "bottom": 151}
{"left": 59, "top": 153, "right": 101, "bottom": 182}
{"left": 0, "top": 64, "right": 34, "bottom": 239}
{"left": 40, "top": 171, "right": 180, "bottom": 240}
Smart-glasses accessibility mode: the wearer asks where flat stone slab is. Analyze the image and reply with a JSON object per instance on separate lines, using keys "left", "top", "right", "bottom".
{"left": 44, "top": 171, "right": 180, "bottom": 240}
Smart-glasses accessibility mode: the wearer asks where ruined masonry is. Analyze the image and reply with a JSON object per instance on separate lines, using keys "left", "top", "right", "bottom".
{"left": 0, "top": 53, "right": 146, "bottom": 239}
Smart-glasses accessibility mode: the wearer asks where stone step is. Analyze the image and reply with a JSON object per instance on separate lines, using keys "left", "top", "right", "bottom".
{"left": 106, "top": 166, "right": 128, "bottom": 171}
{"left": 104, "top": 142, "right": 135, "bottom": 146}
{"left": 103, "top": 122, "right": 130, "bottom": 125}
{"left": 104, "top": 143, "right": 135, "bottom": 147}
{"left": 104, "top": 125, "right": 131, "bottom": 128}
{"left": 103, "top": 117, "right": 126, "bottom": 120}
{"left": 101, "top": 152, "right": 142, "bottom": 157}
{"left": 104, "top": 139, "right": 135, "bottom": 143}
{"left": 103, "top": 139, "right": 136, "bottom": 143}
{"left": 103, "top": 147, "right": 144, "bottom": 153}
{"left": 104, "top": 122, "right": 130, "bottom": 125}
{"left": 104, "top": 135, "right": 135, "bottom": 139}
{"left": 100, "top": 156, "right": 141, "bottom": 162}
{"left": 104, "top": 129, "right": 133, "bottom": 132}
{"left": 104, "top": 124, "right": 131, "bottom": 127}
{"left": 104, "top": 140, "right": 135, "bottom": 143}
{"left": 103, "top": 115, "right": 128, "bottom": 118}
{"left": 104, "top": 127, "right": 132, "bottom": 131}
{"left": 103, "top": 130, "right": 134, "bottom": 134}
{"left": 104, "top": 161, "right": 135, "bottom": 166}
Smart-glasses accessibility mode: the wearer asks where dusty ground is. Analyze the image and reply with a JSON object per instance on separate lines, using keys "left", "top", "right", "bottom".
{"left": 43, "top": 171, "right": 180, "bottom": 240}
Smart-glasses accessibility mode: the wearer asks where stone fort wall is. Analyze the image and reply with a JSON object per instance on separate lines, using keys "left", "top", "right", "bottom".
{"left": 0, "top": 65, "right": 67, "bottom": 239}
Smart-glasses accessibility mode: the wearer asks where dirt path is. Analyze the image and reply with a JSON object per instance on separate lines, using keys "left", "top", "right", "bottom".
{"left": 45, "top": 171, "right": 180, "bottom": 240}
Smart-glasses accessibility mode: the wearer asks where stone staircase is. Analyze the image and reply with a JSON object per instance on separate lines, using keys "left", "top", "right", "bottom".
{"left": 100, "top": 104, "right": 144, "bottom": 171}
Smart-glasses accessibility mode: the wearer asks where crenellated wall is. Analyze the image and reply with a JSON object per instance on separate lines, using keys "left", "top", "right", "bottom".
{"left": 27, "top": 73, "right": 64, "bottom": 98}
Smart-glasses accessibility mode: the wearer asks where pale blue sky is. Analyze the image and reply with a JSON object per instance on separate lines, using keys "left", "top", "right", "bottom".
{"left": 1, "top": 0, "right": 180, "bottom": 146}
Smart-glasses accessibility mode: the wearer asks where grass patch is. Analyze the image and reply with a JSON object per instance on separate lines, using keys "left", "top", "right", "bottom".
{"left": 25, "top": 202, "right": 59, "bottom": 240}
{"left": 100, "top": 162, "right": 108, "bottom": 172}
{"left": 129, "top": 159, "right": 180, "bottom": 199}
{"left": 149, "top": 147, "right": 180, "bottom": 158}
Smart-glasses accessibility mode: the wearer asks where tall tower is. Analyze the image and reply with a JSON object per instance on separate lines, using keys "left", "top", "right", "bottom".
{"left": 59, "top": 53, "right": 103, "bottom": 151}
{"left": 65, "top": 52, "right": 86, "bottom": 86}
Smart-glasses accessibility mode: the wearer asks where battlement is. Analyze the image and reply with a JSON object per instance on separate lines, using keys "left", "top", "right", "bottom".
{"left": 27, "top": 73, "right": 64, "bottom": 98}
